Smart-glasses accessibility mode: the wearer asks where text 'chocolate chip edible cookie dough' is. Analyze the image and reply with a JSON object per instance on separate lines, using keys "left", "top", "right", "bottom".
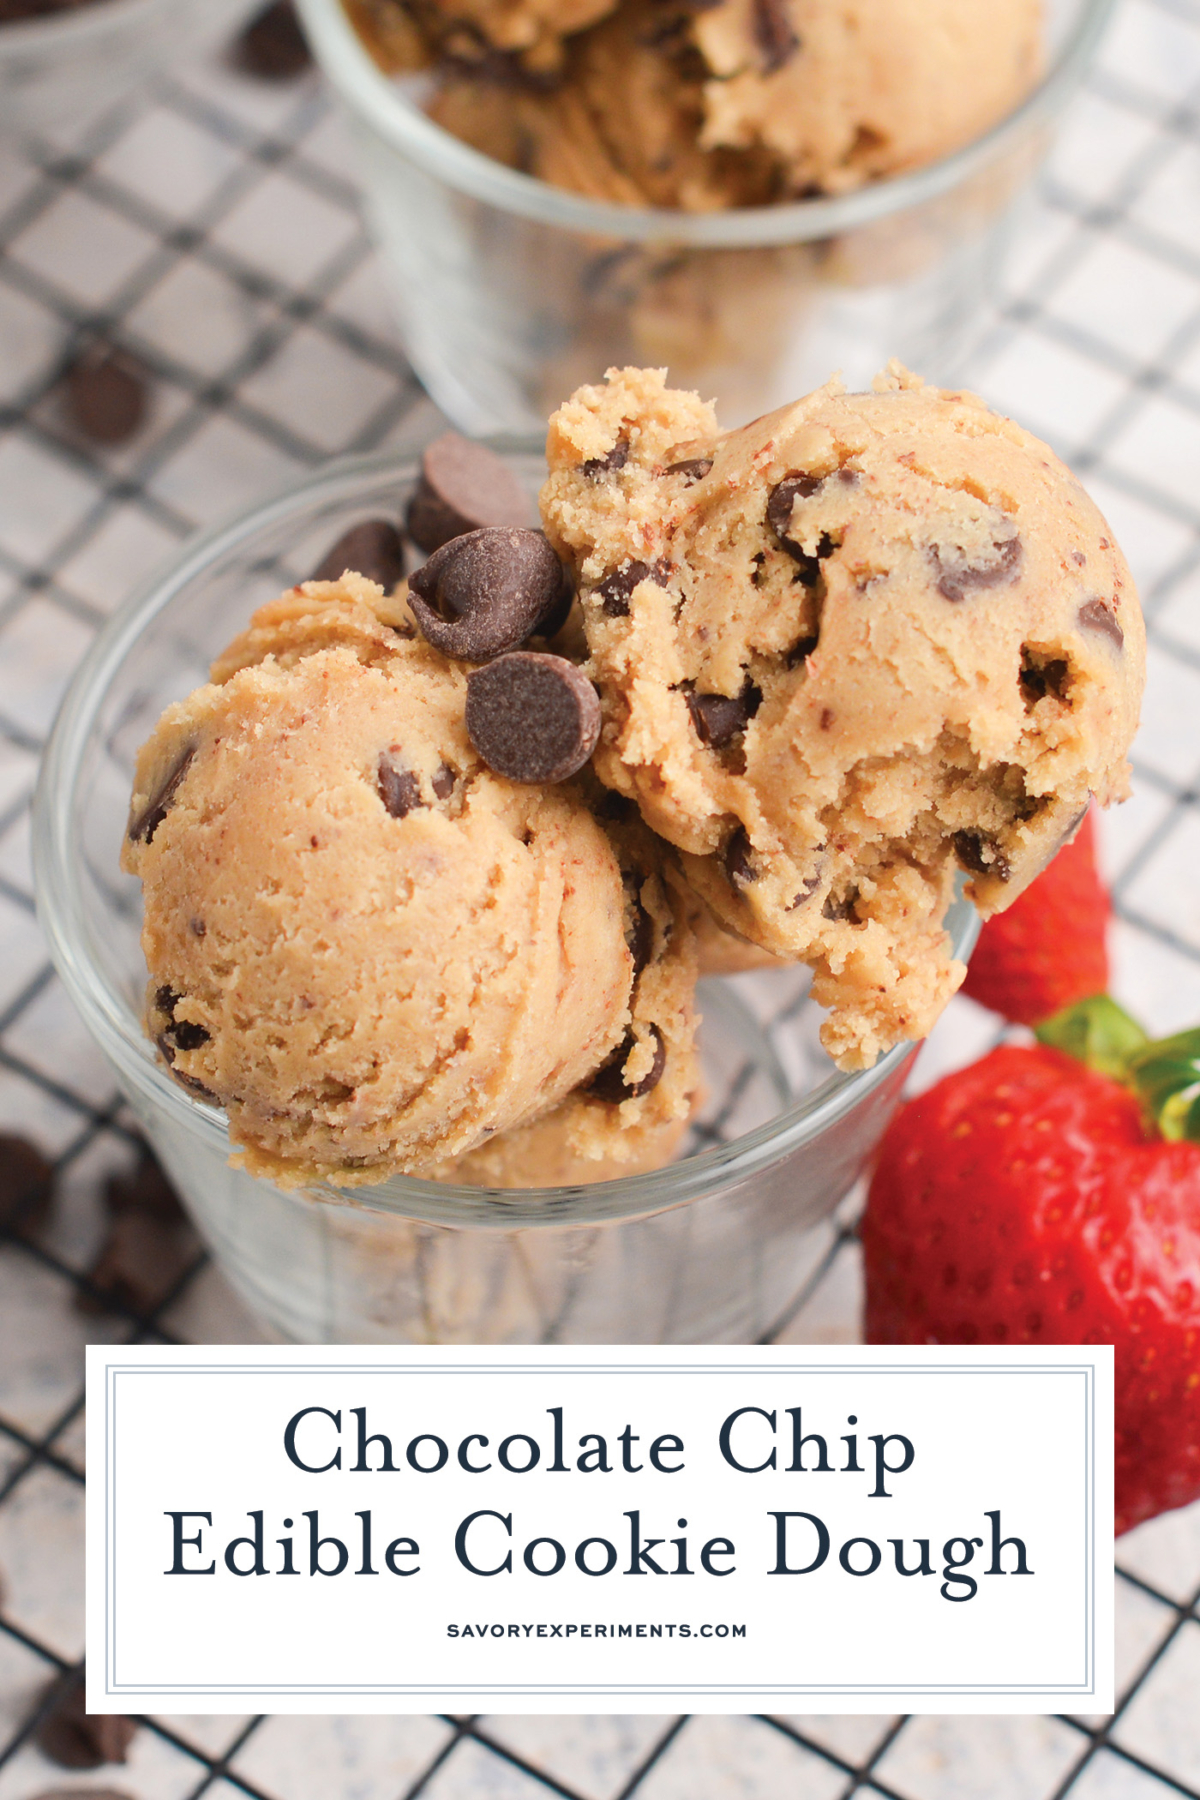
{"left": 350, "top": 0, "right": 1041, "bottom": 210}
{"left": 541, "top": 363, "right": 1145, "bottom": 1070}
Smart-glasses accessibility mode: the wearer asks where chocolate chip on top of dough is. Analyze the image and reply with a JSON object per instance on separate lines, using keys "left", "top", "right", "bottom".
{"left": 406, "top": 429, "right": 534, "bottom": 554}
{"left": 1078, "top": 597, "right": 1124, "bottom": 649}
{"left": 595, "top": 558, "right": 670, "bottom": 618}
{"left": 466, "top": 651, "right": 601, "bottom": 783}
{"left": 408, "top": 526, "right": 568, "bottom": 660}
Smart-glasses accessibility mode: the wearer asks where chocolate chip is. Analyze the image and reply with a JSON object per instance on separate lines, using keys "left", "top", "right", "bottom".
{"left": 78, "top": 1208, "right": 197, "bottom": 1318}
{"left": 153, "top": 986, "right": 211, "bottom": 1056}
{"left": 752, "top": 0, "right": 799, "bottom": 70}
{"left": 767, "top": 472, "right": 820, "bottom": 544}
{"left": 35, "top": 1671, "right": 138, "bottom": 1770}
{"left": 786, "top": 865, "right": 823, "bottom": 910}
{"left": 466, "top": 652, "right": 601, "bottom": 784}
{"left": 953, "top": 829, "right": 1011, "bottom": 882}
{"left": 408, "top": 527, "right": 567, "bottom": 661}
{"left": 1019, "top": 649, "right": 1069, "bottom": 705}
{"left": 232, "top": 0, "right": 312, "bottom": 79}
{"left": 533, "top": 567, "right": 575, "bottom": 639}
{"left": 587, "top": 1025, "right": 666, "bottom": 1103}
{"left": 724, "top": 825, "right": 757, "bottom": 887}
{"left": 406, "top": 431, "right": 533, "bottom": 553}
{"left": 127, "top": 745, "right": 194, "bottom": 845}
{"left": 378, "top": 750, "right": 423, "bottom": 819}
{"left": 1078, "top": 598, "right": 1124, "bottom": 649}
{"left": 932, "top": 533, "right": 1022, "bottom": 603}
{"left": 686, "top": 679, "right": 761, "bottom": 748}
{"left": 432, "top": 764, "right": 456, "bottom": 799}
{"left": 595, "top": 790, "right": 633, "bottom": 822}
{"left": 0, "top": 1134, "right": 53, "bottom": 1236}
{"left": 310, "top": 519, "right": 404, "bottom": 589}
{"left": 581, "top": 439, "right": 629, "bottom": 479}
{"left": 594, "top": 558, "right": 669, "bottom": 618}
{"left": 623, "top": 873, "right": 655, "bottom": 975}
{"left": 786, "top": 634, "right": 819, "bottom": 668}
{"left": 157, "top": 1050, "right": 218, "bottom": 1103}
{"left": 104, "top": 1140, "right": 187, "bottom": 1226}
{"left": 64, "top": 345, "right": 148, "bottom": 447}
{"left": 665, "top": 457, "right": 713, "bottom": 483}
{"left": 822, "top": 887, "right": 859, "bottom": 923}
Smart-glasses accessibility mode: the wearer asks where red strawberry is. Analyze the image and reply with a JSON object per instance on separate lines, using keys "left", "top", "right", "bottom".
{"left": 961, "top": 811, "right": 1110, "bottom": 1025}
{"left": 862, "top": 1028, "right": 1200, "bottom": 1535}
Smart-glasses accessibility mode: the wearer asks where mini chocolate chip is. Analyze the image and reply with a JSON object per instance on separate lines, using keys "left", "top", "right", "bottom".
{"left": 432, "top": 764, "right": 456, "bottom": 799}
{"left": 128, "top": 745, "right": 195, "bottom": 845}
{"left": 167, "top": 1019, "right": 210, "bottom": 1053}
{"left": 665, "top": 457, "right": 713, "bottom": 483}
{"left": 64, "top": 345, "right": 149, "bottom": 446}
{"left": 724, "top": 825, "right": 758, "bottom": 887}
{"left": 309, "top": 519, "right": 404, "bottom": 589}
{"left": 156, "top": 1045, "right": 218, "bottom": 1102}
{"left": 1078, "top": 598, "right": 1124, "bottom": 649}
{"left": 466, "top": 652, "right": 601, "bottom": 784}
{"left": 822, "top": 888, "right": 859, "bottom": 923}
{"left": 378, "top": 750, "right": 423, "bottom": 819}
{"left": 953, "top": 829, "right": 1012, "bottom": 882}
{"left": 932, "top": 533, "right": 1022, "bottom": 602}
{"left": 232, "top": 1, "right": 312, "bottom": 80}
{"left": 408, "top": 527, "right": 567, "bottom": 661}
{"left": 752, "top": 0, "right": 799, "bottom": 70}
{"left": 786, "top": 866, "right": 823, "bottom": 910}
{"left": 581, "top": 439, "right": 629, "bottom": 479}
{"left": 595, "top": 558, "right": 669, "bottom": 618}
{"left": 587, "top": 1025, "right": 666, "bottom": 1103}
{"left": 0, "top": 1134, "right": 53, "bottom": 1236}
{"left": 786, "top": 634, "right": 819, "bottom": 668}
{"left": 1019, "top": 650, "right": 1069, "bottom": 705}
{"left": 623, "top": 873, "right": 655, "bottom": 975}
{"left": 686, "top": 679, "right": 761, "bottom": 749}
{"left": 154, "top": 984, "right": 181, "bottom": 1018}
{"left": 767, "top": 472, "right": 821, "bottom": 545}
{"left": 406, "top": 431, "right": 533, "bottom": 553}
{"left": 189, "top": 916, "right": 206, "bottom": 938}
{"left": 35, "top": 1671, "right": 138, "bottom": 1770}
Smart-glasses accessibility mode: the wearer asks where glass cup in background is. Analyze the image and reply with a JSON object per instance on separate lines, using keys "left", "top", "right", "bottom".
{"left": 0, "top": 0, "right": 259, "bottom": 141}
{"left": 34, "top": 445, "right": 978, "bottom": 1346}
{"left": 295, "top": 0, "right": 1114, "bottom": 436}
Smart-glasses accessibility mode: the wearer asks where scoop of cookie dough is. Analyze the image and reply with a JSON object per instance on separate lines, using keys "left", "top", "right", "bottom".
{"left": 541, "top": 363, "right": 1144, "bottom": 1069}
{"left": 122, "top": 581, "right": 636, "bottom": 1187}
{"left": 349, "top": 0, "right": 617, "bottom": 76}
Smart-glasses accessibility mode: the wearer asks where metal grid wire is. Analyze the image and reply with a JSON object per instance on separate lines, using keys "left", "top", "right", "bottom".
{"left": 1, "top": 0, "right": 1200, "bottom": 1793}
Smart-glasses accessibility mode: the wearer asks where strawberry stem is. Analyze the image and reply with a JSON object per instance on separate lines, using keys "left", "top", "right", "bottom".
{"left": 1035, "top": 994, "right": 1149, "bottom": 1080}
{"left": 1127, "top": 1031, "right": 1200, "bottom": 1142}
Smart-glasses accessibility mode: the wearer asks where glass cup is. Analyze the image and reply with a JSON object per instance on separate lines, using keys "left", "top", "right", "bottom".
{"left": 295, "top": 0, "right": 1114, "bottom": 435}
{"left": 0, "top": 0, "right": 258, "bottom": 140}
{"left": 34, "top": 442, "right": 979, "bottom": 1345}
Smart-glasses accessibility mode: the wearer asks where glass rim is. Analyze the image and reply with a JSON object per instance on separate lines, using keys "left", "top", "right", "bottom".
{"left": 33, "top": 442, "right": 980, "bottom": 1232}
{"left": 295, "top": 0, "right": 1117, "bottom": 249}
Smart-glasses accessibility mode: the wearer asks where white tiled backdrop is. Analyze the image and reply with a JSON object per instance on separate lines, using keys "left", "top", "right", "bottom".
{"left": 1, "top": 1, "right": 1199, "bottom": 1795}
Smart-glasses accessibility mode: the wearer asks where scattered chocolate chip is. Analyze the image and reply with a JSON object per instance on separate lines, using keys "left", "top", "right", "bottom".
{"left": 78, "top": 1208, "right": 197, "bottom": 1318}
{"left": 752, "top": 0, "right": 799, "bottom": 70}
{"left": 953, "top": 829, "right": 1012, "bottom": 882}
{"left": 466, "top": 652, "right": 601, "bottom": 784}
{"left": 665, "top": 457, "right": 713, "bottom": 483}
{"left": 581, "top": 439, "right": 629, "bottom": 479}
{"left": 168, "top": 1018, "right": 210, "bottom": 1052}
{"left": 1078, "top": 598, "right": 1124, "bottom": 649}
{"left": 104, "top": 1140, "right": 187, "bottom": 1226}
{"left": 786, "top": 865, "right": 823, "bottom": 910}
{"left": 622, "top": 873, "right": 655, "bottom": 975}
{"left": 408, "top": 527, "right": 567, "bottom": 661}
{"left": 594, "top": 558, "right": 669, "bottom": 619}
{"left": 587, "top": 1025, "right": 666, "bottom": 1103}
{"left": 1019, "top": 649, "right": 1070, "bottom": 705}
{"left": 157, "top": 1049, "right": 218, "bottom": 1102}
{"left": 153, "top": 986, "right": 211, "bottom": 1056}
{"left": 0, "top": 1134, "right": 53, "bottom": 1236}
{"left": 127, "top": 745, "right": 194, "bottom": 845}
{"left": 431, "top": 764, "right": 456, "bottom": 800}
{"left": 822, "top": 888, "right": 859, "bottom": 923}
{"left": 786, "top": 634, "right": 819, "bottom": 668}
{"left": 35, "top": 1671, "right": 138, "bottom": 1770}
{"left": 724, "top": 825, "right": 758, "bottom": 887}
{"left": 377, "top": 750, "right": 423, "bottom": 819}
{"left": 64, "top": 345, "right": 148, "bottom": 447}
{"left": 232, "top": 0, "right": 312, "bottom": 80}
{"left": 767, "top": 472, "right": 820, "bottom": 544}
{"left": 406, "top": 431, "right": 533, "bottom": 553}
{"left": 931, "top": 533, "right": 1022, "bottom": 603}
{"left": 309, "top": 519, "right": 404, "bottom": 589}
{"left": 686, "top": 679, "right": 761, "bottom": 749}
{"left": 818, "top": 707, "right": 834, "bottom": 731}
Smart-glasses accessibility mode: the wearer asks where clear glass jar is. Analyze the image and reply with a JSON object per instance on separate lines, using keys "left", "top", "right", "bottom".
{"left": 295, "top": 0, "right": 1114, "bottom": 435}
{"left": 34, "top": 443, "right": 979, "bottom": 1345}
{"left": 0, "top": 0, "right": 257, "bottom": 140}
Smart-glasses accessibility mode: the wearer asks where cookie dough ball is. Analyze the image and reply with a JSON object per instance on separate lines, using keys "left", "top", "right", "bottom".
{"left": 122, "top": 593, "right": 635, "bottom": 1187}
{"left": 435, "top": 797, "right": 703, "bottom": 1186}
{"left": 349, "top": 0, "right": 617, "bottom": 76}
{"left": 694, "top": 0, "right": 1041, "bottom": 196}
{"left": 542, "top": 363, "right": 1144, "bottom": 1069}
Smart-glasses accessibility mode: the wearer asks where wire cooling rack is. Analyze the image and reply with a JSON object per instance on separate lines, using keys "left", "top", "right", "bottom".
{"left": 2, "top": 0, "right": 1200, "bottom": 1794}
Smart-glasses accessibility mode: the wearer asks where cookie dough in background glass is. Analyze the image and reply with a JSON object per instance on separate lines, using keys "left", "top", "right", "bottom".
{"left": 295, "top": 0, "right": 1115, "bottom": 436}
{"left": 35, "top": 443, "right": 979, "bottom": 1345}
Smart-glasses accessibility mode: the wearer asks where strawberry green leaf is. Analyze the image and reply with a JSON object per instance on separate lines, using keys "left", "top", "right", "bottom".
{"left": 1128, "top": 1030, "right": 1200, "bottom": 1142}
{"left": 1035, "top": 994, "right": 1149, "bottom": 1079}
